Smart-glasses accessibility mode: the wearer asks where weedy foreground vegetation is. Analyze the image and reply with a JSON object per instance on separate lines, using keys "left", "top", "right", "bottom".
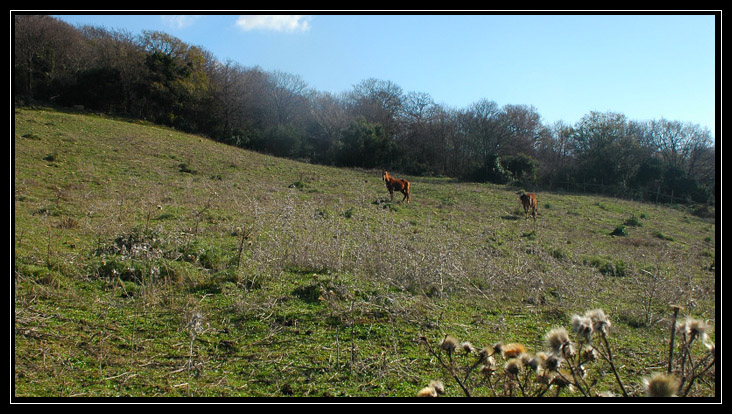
{"left": 13, "top": 108, "right": 716, "bottom": 398}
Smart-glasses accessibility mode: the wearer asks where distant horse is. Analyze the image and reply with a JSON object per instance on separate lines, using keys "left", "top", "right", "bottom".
{"left": 518, "top": 192, "right": 538, "bottom": 221}
{"left": 383, "top": 170, "right": 411, "bottom": 203}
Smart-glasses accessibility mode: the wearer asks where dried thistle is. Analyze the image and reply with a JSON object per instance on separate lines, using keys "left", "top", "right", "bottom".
{"left": 581, "top": 346, "right": 599, "bottom": 363}
{"left": 429, "top": 380, "right": 445, "bottom": 395}
{"left": 705, "top": 340, "right": 715, "bottom": 358}
{"left": 478, "top": 346, "right": 494, "bottom": 360}
{"left": 416, "top": 386, "right": 437, "bottom": 397}
{"left": 417, "top": 380, "right": 445, "bottom": 397}
{"left": 501, "top": 343, "right": 527, "bottom": 359}
{"left": 643, "top": 373, "right": 679, "bottom": 397}
{"left": 542, "top": 354, "right": 561, "bottom": 372}
{"left": 186, "top": 310, "right": 208, "bottom": 335}
{"left": 519, "top": 352, "right": 533, "bottom": 367}
{"left": 439, "top": 335, "right": 459, "bottom": 354}
{"left": 528, "top": 352, "right": 548, "bottom": 372}
{"left": 677, "top": 317, "right": 708, "bottom": 343}
{"left": 545, "top": 327, "right": 573, "bottom": 357}
{"left": 504, "top": 358, "right": 523, "bottom": 378}
{"left": 480, "top": 355, "right": 497, "bottom": 377}
{"left": 584, "top": 309, "right": 612, "bottom": 335}
{"left": 571, "top": 314, "right": 594, "bottom": 342}
{"left": 460, "top": 341, "right": 476, "bottom": 354}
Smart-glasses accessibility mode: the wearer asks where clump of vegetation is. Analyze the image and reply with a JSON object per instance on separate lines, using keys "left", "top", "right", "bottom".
{"left": 178, "top": 162, "right": 196, "bottom": 174}
{"left": 42, "top": 152, "right": 58, "bottom": 162}
{"left": 610, "top": 225, "right": 627, "bottom": 237}
{"left": 655, "top": 231, "right": 674, "bottom": 241}
{"left": 21, "top": 132, "right": 41, "bottom": 140}
{"left": 585, "top": 255, "right": 625, "bottom": 277}
{"left": 624, "top": 215, "right": 643, "bottom": 227}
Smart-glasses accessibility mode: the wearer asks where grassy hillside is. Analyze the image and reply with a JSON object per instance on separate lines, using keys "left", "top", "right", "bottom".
{"left": 13, "top": 108, "right": 716, "bottom": 398}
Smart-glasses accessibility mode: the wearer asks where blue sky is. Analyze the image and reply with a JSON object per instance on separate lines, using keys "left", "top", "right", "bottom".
{"left": 52, "top": 13, "right": 718, "bottom": 137}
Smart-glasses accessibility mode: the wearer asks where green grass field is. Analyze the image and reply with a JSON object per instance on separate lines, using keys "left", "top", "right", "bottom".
{"left": 13, "top": 108, "right": 716, "bottom": 398}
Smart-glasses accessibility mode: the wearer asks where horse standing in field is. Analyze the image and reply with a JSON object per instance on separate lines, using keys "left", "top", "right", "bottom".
{"left": 518, "top": 192, "right": 538, "bottom": 221}
{"left": 383, "top": 170, "right": 411, "bottom": 203}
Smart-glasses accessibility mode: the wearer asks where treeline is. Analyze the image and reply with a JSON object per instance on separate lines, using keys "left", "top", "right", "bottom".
{"left": 14, "top": 15, "right": 716, "bottom": 204}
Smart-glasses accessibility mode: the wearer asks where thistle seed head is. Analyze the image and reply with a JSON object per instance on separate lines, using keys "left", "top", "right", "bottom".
{"left": 460, "top": 341, "right": 476, "bottom": 354}
{"left": 584, "top": 309, "right": 612, "bottom": 335}
{"left": 439, "top": 335, "right": 459, "bottom": 354}
{"left": 542, "top": 354, "right": 561, "bottom": 372}
{"left": 545, "top": 327, "right": 572, "bottom": 357}
{"left": 416, "top": 386, "right": 437, "bottom": 397}
{"left": 501, "top": 343, "right": 527, "bottom": 359}
{"left": 504, "top": 358, "right": 523, "bottom": 378}
{"left": 643, "top": 373, "right": 679, "bottom": 397}
{"left": 480, "top": 355, "right": 497, "bottom": 377}
{"left": 529, "top": 352, "right": 548, "bottom": 372}
{"left": 677, "top": 317, "right": 708, "bottom": 343}
{"left": 571, "top": 314, "right": 594, "bottom": 341}
{"left": 428, "top": 380, "right": 445, "bottom": 395}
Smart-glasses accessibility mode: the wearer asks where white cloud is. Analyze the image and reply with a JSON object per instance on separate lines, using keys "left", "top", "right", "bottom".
{"left": 161, "top": 15, "right": 200, "bottom": 29}
{"left": 235, "top": 15, "right": 311, "bottom": 32}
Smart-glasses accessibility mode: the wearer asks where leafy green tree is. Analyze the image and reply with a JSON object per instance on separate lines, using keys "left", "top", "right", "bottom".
{"left": 467, "top": 154, "right": 511, "bottom": 184}
{"left": 337, "top": 118, "right": 396, "bottom": 168}
{"left": 253, "top": 124, "right": 305, "bottom": 158}
{"left": 63, "top": 67, "right": 124, "bottom": 111}
{"left": 501, "top": 153, "right": 538, "bottom": 182}
{"left": 631, "top": 157, "right": 665, "bottom": 189}
{"left": 138, "top": 31, "right": 212, "bottom": 131}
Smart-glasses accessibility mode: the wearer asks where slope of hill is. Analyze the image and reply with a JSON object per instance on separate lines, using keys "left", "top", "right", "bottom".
{"left": 13, "top": 108, "right": 716, "bottom": 398}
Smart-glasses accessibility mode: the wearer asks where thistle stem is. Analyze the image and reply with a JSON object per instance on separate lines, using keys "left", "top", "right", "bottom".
{"left": 600, "top": 331, "right": 628, "bottom": 397}
{"left": 667, "top": 305, "right": 682, "bottom": 375}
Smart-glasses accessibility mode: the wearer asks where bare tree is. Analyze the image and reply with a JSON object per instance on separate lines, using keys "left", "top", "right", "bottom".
{"left": 75, "top": 25, "right": 146, "bottom": 114}
{"left": 462, "top": 99, "right": 511, "bottom": 160}
{"left": 502, "top": 104, "right": 543, "bottom": 157}
{"left": 265, "top": 70, "right": 310, "bottom": 126}
{"left": 646, "top": 119, "right": 713, "bottom": 174}
{"left": 349, "top": 78, "right": 404, "bottom": 139}
{"left": 309, "top": 91, "right": 352, "bottom": 161}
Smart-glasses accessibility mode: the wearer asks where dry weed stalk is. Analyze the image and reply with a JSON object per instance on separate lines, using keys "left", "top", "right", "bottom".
{"left": 668, "top": 310, "right": 716, "bottom": 396}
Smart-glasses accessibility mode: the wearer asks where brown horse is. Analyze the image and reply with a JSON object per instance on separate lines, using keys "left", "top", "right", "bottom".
{"left": 518, "top": 192, "right": 538, "bottom": 220}
{"left": 383, "top": 170, "right": 410, "bottom": 203}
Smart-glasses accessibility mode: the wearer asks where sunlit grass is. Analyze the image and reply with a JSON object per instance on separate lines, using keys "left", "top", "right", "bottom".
{"left": 14, "top": 108, "right": 716, "bottom": 398}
